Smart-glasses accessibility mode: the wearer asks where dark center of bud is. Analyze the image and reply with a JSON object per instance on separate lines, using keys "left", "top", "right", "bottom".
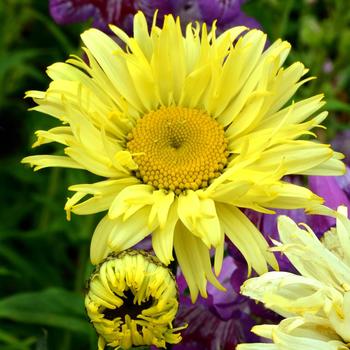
{"left": 103, "top": 289, "right": 154, "bottom": 321}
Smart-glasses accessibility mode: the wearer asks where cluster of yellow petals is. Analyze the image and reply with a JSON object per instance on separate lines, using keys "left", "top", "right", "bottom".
{"left": 85, "top": 250, "right": 183, "bottom": 349}
{"left": 127, "top": 106, "right": 228, "bottom": 194}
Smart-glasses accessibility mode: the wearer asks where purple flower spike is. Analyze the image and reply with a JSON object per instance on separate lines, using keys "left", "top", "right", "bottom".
{"left": 173, "top": 304, "right": 258, "bottom": 350}
{"left": 171, "top": 0, "right": 261, "bottom": 32}
{"left": 197, "top": 0, "right": 243, "bottom": 25}
{"left": 309, "top": 173, "right": 350, "bottom": 233}
{"left": 206, "top": 256, "right": 245, "bottom": 320}
{"left": 49, "top": 0, "right": 174, "bottom": 33}
{"left": 173, "top": 256, "right": 279, "bottom": 349}
{"left": 335, "top": 166, "right": 350, "bottom": 197}
{"left": 197, "top": 0, "right": 260, "bottom": 30}
{"left": 332, "top": 130, "right": 350, "bottom": 166}
{"left": 50, "top": 0, "right": 261, "bottom": 35}
{"left": 50, "top": 0, "right": 98, "bottom": 24}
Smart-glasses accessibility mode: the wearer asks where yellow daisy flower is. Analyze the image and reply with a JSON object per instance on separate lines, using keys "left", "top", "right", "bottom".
{"left": 23, "top": 12, "right": 344, "bottom": 301}
{"left": 85, "top": 250, "right": 183, "bottom": 349}
{"left": 237, "top": 207, "right": 350, "bottom": 350}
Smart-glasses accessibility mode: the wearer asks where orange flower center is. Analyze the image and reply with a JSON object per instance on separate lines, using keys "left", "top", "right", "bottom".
{"left": 127, "top": 106, "right": 228, "bottom": 194}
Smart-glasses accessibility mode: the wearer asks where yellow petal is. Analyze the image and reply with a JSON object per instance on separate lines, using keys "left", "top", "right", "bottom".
{"left": 152, "top": 201, "right": 178, "bottom": 265}
{"left": 173, "top": 222, "right": 224, "bottom": 302}
{"left": 148, "top": 190, "right": 175, "bottom": 229}
{"left": 21, "top": 155, "right": 83, "bottom": 171}
{"left": 80, "top": 28, "right": 143, "bottom": 112}
{"left": 178, "top": 191, "right": 221, "bottom": 247}
{"left": 90, "top": 215, "right": 117, "bottom": 264}
{"left": 217, "top": 203, "right": 278, "bottom": 275}
{"left": 263, "top": 182, "right": 323, "bottom": 209}
{"left": 108, "top": 184, "right": 154, "bottom": 220}
{"left": 108, "top": 207, "right": 156, "bottom": 252}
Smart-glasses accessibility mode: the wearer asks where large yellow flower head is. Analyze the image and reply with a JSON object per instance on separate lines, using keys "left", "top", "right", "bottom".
{"left": 237, "top": 207, "right": 350, "bottom": 350}
{"left": 85, "top": 250, "right": 182, "bottom": 349}
{"left": 23, "top": 12, "right": 344, "bottom": 301}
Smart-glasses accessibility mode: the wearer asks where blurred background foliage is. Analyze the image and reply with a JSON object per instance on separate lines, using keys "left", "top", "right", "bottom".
{"left": 0, "top": 0, "right": 349, "bottom": 349}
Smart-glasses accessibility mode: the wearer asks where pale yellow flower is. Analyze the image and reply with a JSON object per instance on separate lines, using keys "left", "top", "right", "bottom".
{"left": 237, "top": 207, "right": 350, "bottom": 350}
{"left": 85, "top": 250, "right": 183, "bottom": 349}
{"left": 23, "top": 12, "right": 343, "bottom": 301}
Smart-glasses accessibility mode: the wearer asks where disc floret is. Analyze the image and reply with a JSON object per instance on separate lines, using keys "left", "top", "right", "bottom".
{"left": 127, "top": 106, "right": 228, "bottom": 194}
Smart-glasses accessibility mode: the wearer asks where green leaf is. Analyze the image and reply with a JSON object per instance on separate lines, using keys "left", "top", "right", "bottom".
{"left": 0, "top": 50, "right": 42, "bottom": 76}
{"left": 0, "top": 288, "right": 89, "bottom": 335}
{"left": 0, "top": 245, "right": 45, "bottom": 286}
{"left": 0, "top": 328, "right": 36, "bottom": 350}
{"left": 326, "top": 99, "right": 350, "bottom": 113}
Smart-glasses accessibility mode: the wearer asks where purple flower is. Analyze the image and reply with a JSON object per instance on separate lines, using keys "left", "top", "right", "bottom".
{"left": 331, "top": 130, "right": 350, "bottom": 166}
{"left": 197, "top": 0, "right": 261, "bottom": 30}
{"left": 49, "top": 0, "right": 261, "bottom": 34}
{"left": 197, "top": 0, "right": 244, "bottom": 24}
{"left": 132, "top": 236, "right": 152, "bottom": 251}
{"left": 335, "top": 166, "right": 350, "bottom": 197}
{"left": 172, "top": 0, "right": 261, "bottom": 31}
{"left": 172, "top": 256, "right": 280, "bottom": 349}
{"left": 49, "top": 0, "right": 174, "bottom": 33}
{"left": 308, "top": 172, "right": 350, "bottom": 232}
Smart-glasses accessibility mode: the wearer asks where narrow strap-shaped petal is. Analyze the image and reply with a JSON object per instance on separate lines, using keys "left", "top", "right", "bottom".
{"left": 174, "top": 222, "right": 224, "bottom": 302}
{"left": 90, "top": 215, "right": 117, "bottom": 264}
{"left": 108, "top": 207, "right": 157, "bottom": 252}
{"left": 22, "top": 155, "right": 84, "bottom": 171}
{"left": 217, "top": 203, "right": 278, "bottom": 275}
{"left": 152, "top": 201, "right": 178, "bottom": 265}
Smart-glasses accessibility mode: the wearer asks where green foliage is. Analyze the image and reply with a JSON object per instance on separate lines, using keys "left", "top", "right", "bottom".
{"left": 0, "top": 0, "right": 349, "bottom": 349}
{"left": 0, "top": 1, "right": 97, "bottom": 349}
{"left": 0, "top": 288, "right": 88, "bottom": 334}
